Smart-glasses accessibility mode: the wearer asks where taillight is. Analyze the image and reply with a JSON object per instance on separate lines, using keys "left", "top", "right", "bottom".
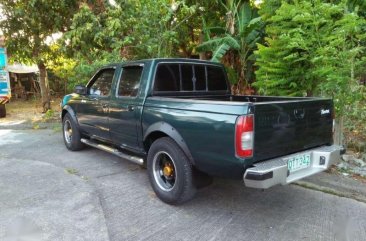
{"left": 235, "top": 114, "right": 254, "bottom": 158}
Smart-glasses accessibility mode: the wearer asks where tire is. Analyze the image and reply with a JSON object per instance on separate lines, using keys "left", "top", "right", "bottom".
{"left": 62, "top": 113, "right": 85, "bottom": 151}
{"left": 147, "top": 137, "right": 196, "bottom": 205}
{"left": 0, "top": 104, "right": 6, "bottom": 118}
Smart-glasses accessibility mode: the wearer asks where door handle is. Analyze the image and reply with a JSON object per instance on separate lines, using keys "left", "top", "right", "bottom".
{"left": 127, "top": 105, "right": 135, "bottom": 112}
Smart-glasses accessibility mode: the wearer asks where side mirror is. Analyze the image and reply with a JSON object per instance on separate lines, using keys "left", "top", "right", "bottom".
{"left": 74, "top": 85, "right": 87, "bottom": 95}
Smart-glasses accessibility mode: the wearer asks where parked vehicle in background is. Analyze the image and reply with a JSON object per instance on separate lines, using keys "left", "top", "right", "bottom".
{"left": 61, "top": 58, "right": 344, "bottom": 204}
{"left": 0, "top": 47, "right": 11, "bottom": 118}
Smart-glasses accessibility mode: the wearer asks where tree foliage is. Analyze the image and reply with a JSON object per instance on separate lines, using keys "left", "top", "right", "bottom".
{"left": 63, "top": 0, "right": 203, "bottom": 61}
{"left": 254, "top": 0, "right": 366, "bottom": 107}
{"left": 197, "top": 1, "right": 264, "bottom": 92}
{"left": 62, "top": 0, "right": 216, "bottom": 88}
{"left": 254, "top": 0, "right": 366, "bottom": 145}
{"left": 0, "top": 0, "right": 79, "bottom": 111}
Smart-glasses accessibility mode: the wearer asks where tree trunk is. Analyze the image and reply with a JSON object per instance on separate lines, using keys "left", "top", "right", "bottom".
{"left": 199, "top": 32, "right": 207, "bottom": 60}
{"left": 37, "top": 62, "right": 51, "bottom": 112}
{"left": 64, "top": 78, "right": 68, "bottom": 95}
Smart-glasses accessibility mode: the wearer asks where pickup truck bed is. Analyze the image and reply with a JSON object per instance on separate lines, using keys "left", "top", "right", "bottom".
{"left": 61, "top": 58, "right": 342, "bottom": 204}
{"left": 143, "top": 94, "right": 333, "bottom": 178}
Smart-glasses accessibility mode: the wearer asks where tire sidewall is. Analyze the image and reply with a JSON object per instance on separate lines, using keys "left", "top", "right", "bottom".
{"left": 147, "top": 138, "right": 193, "bottom": 204}
{"left": 62, "top": 113, "right": 82, "bottom": 151}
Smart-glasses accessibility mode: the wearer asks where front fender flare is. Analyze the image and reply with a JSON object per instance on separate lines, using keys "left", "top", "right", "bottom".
{"left": 62, "top": 105, "right": 79, "bottom": 127}
{"left": 144, "top": 122, "right": 195, "bottom": 165}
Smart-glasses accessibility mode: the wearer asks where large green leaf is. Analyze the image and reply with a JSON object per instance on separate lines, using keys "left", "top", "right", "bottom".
{"left": 211, "top": 43, "right": 231, "bottom": 62}
{"left": 196, "top": 35, "right": 240, "bottom": 52}
{"left": 237, "top": 1, "right": 259, "bottom": 35}
{"left": 240, "top": 17, "right": 262, "bottom": 39}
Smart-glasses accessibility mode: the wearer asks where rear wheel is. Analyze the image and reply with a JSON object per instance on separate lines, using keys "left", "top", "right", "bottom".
{"left": 147, "top": 137, "right": 196, "bottom": 205}
{"left": 62, "top": 113, "right": 84, "bottom": 151}
{"left": 0, "top": 104, "right": 6, "bottom": 118}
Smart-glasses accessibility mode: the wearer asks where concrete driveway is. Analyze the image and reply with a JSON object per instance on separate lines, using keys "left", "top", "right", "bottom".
{"left": 1, "top": 129, "right": 366, "bottom": 241}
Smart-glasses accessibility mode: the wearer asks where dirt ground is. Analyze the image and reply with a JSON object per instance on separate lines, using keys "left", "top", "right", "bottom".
{"left": 0, "top": 98, "right": 61, "bottom": 124}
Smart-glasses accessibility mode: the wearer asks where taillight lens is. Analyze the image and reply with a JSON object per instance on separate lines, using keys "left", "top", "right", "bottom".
{"left": 235, "top": 115, "right": 254, "bottom": 158}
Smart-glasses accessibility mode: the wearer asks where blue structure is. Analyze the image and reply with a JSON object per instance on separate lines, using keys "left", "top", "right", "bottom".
{"left": 0, "top": 47, "right": 11, "bottom": 117}
{"left": 0, "top": 48, "right": 6, "bottom": 67}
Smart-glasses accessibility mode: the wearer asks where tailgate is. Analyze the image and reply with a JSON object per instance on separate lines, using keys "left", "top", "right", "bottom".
{"left": 253, "top": 99, "right": 333, "bottom": 162}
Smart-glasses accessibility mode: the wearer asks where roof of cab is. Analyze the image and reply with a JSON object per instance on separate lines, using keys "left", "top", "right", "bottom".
{"left": 107, "top": 58, "right": 223, "bottom": 67}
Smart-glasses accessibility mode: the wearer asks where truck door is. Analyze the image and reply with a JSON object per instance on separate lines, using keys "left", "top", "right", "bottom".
{"left": 77, "top": 67, "right": 115, "bottom": 140}
{"left": 109, "top": 64, "right": 144, "bottom": 151}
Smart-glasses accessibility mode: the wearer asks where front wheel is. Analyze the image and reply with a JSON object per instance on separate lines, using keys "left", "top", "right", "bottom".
{"left": 147, "top": 137, "right": 196, "bottom": 205}
{"left": 62, "top": 113, "right": 84, "bottom": 151}
{"left": 0, "top": 104, "right": 6, "bottom": 118}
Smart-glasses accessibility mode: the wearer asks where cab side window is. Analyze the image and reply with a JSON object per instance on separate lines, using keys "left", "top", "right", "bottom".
{"left": 118, "top": 65, "right": 143, "bottom": 97}
{"left": 89, "top": 68, "right": 115, "bottom": 97}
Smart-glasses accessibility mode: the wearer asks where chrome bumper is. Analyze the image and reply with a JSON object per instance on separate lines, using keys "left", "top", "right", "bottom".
{"left": 243, "top": 145, "right": 343, "bottom": 189}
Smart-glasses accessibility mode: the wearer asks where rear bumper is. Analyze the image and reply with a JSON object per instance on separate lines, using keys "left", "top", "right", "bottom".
{"left": 243, "top": 145, "right": 343, "bottom": 189}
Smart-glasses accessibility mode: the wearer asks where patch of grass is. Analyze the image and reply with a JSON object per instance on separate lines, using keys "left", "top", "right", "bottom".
{"left": 65, "top": 168, "right": 89, "bottom": 181}
{"left": 43, "top": 109, "right": 55, "bottom": 120}
{"left": 52, "top": 124, "right": 62, "bottom": 132}
{"left": 65, "top": 168, "right": 79, "bottom": 175}
{"left": 293, "top": 181, "right": 366, "bottom": 204}
{"left": 336, "top": 167, "right": 351, "bottom": 174}
{"left": 81, "top": 175, "right": 89, "bottom": 181}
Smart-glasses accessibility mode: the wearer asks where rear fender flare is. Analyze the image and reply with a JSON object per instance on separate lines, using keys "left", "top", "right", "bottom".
{"left": 144, "top": 122, "right": 195, "bottom": 165}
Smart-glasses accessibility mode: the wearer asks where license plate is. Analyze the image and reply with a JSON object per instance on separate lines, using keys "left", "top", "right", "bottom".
{"left": 287, "top": 153, "right": 311, "bottom": 173}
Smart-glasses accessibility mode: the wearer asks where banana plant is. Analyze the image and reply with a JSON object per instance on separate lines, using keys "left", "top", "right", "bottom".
{"left": 196, "top": 1, "right": 264, "bottom": 91}
{"left": 198, "top": 34, "right": 240, "bottom": 62}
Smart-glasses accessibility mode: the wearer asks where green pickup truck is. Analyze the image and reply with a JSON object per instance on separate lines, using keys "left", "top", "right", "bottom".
{"left": 61, "top": 58, "right": 343, "bottom": 204}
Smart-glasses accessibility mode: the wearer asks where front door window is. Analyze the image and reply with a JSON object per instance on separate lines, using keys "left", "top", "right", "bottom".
{"left": 88, "top": 69, "right": 115, "bottom": 97}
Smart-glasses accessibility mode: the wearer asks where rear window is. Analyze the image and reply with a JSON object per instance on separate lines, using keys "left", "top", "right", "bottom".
{"left": 207, "top": 65, "right": 227, "bottom": 90}
{"left": 117, "top": 65, "right": 143, "bottom": 97}
{"left": 181, "top": 64, "right": 193, "bottom": 91}
{"left": 154, "top": 64, "right": 180, "bottom": 91}
{"left": 154, "top": 63, "right": 228, "bottom": 93}
{"left": 195, "top": 65, "right": 206, "bottom": 91}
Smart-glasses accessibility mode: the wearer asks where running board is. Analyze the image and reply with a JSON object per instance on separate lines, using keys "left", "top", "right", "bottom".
{"left": 80, "top": 138, "right": 144, "bottom": 165}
